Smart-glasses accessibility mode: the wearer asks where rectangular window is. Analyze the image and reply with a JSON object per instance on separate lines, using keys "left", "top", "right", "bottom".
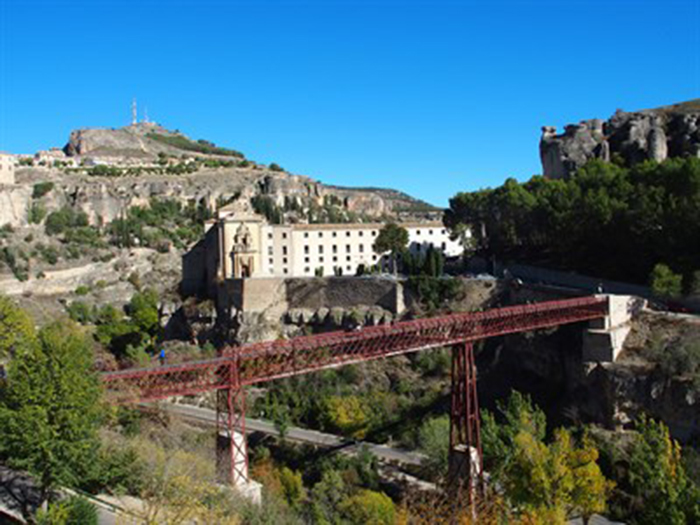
{"left": 429, "top": 230, "right": 433, "bottom": 235}
{"left": 305, "top": 267, "right": 310, "bottom": 273}
{"left": 416, "top": 230, "right": 421, "bottom": 235}
{"left": 333, "top": 256, "right": 337, "bottom": 262}
{"left": 283, "top": 268, "right": 288, "bottom": 275}
{"left": 346, "top": 244, "right": 351, "bottom": 253}
{"left": 332, "top": 245, "right": 337, "bottom": 254}
{"left": 282, "top": 246, "right": 288, "bottom": 255}
{"left": 318, "top": 232, "right": 323, "bottom": 238}
{"left": 359, "top": 231, "right": 364, "bottom": 237}
{"left": 268, "top": 233, "right": 273, "bottom": 239}
{"left": 442, "top": 242, "right": 446, "bottom": 250}
{"left": 304, "top": 232, "right": 309, "bottom": 238}
{"left": 268, "top": 247, "right": 273, "bottom": 256}
{"left": 282, "top": 232, "right": 287, "bottom": 239}
{"left": 346, "top": 265, "right": 351, "bottom": 271}
{"left": 304, "top": 257, "right": 309, "bottom": 263}
{"left": 319, "top": 246, "right": 324, "bottom": 254}
{"left": 346, "top": 256, "right": 351, "bottom": 262}
{"left": 332, "top": 232, "right": 337, "bottom": 237}
{"left": 359, "top": 245, "right": 364, "bottom": 253}
{"left": 319, "top": 256, "right": 324, "bottom": 263}
{"left": 372, "top": 231, "right": 377, "bottom": 236}
{"left": 304, "top": 246, "right": 309, "bottom": 254}
{"left": 269, "top": 258, "right": 273, "bottom": 265}
{"left": 346, "top": 231, "right": 351, "bottom": 237}
{"left": 283, "top": 257, "right": 288, "bottom": 264}
{"left": 441, "top": 229, "right": 446, "bottom": 235}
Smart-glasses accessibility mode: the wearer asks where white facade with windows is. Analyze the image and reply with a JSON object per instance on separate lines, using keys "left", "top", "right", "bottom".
{"left": 0, "top": 153, "right": 15, "bottom": 185}
{"left": 209, "top": 201, "right": 465, "bottom": 280}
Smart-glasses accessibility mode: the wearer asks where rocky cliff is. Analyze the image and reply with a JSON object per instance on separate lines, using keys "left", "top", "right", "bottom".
{"left": 540, "top": 99, "right": 700, "bottom": 179}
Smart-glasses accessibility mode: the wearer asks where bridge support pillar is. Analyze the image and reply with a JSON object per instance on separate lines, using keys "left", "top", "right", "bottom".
{"left": 216, "top": 362, "right": 262, "bottom": 503}
{"left": 448, "top": 341, "right": 483, "bottom": 496}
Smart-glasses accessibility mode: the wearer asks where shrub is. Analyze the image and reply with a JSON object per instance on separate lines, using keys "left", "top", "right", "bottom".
{"left": 32, "top": 181, "right": 54, "bottom": 199}
{"left": 45, "top": 207, "right": 89, "bottom": 236}
{"left": 269, "top": 162, "right": 284, "bottom": 172}
{"left": 75, "top": 285, "right": 90, "bottom": 296}
{"left": 28, "top": 202, "right": 47, "bottom": 224}
{"left": 340, "top": 489, "right": 395, "bottom": 525}
{"left": 37, "top": 496, "right": 98, "bottom": 525}
{"left": 650, "top": 263, "right": 683, "bottom": 297}
{"left": 87, "top": 164, "right": 122, "bottom": 177}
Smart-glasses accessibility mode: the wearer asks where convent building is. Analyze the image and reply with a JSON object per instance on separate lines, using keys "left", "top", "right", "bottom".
{"left": 206, "top": 201, "right": 464, "bottom": 280}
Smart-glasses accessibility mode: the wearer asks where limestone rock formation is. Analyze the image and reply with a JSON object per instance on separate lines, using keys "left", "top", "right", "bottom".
{"left": 540, "top": 99, "right": 700, "bottom": 179}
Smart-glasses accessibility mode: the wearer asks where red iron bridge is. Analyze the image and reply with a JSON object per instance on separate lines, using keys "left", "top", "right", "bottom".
{"left": 102, "top": 295, "right": 609, "bottom": 491}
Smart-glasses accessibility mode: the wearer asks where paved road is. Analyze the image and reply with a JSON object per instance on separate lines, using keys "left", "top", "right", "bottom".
{"left": 162, "top": 402, "right": 426, "bottom": 467}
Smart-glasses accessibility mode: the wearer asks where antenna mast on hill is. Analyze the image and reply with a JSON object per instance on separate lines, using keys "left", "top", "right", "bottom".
{"left": 132, "top": 98, "right": 138, "bottom": 126}
{"left": 143, "top": 106, "right": 150, "bottom": 124}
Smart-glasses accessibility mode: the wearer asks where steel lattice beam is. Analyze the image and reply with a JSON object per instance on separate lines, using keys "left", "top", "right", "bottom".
{"left": 103, "top": 296, "right": 607, "bottom": 403}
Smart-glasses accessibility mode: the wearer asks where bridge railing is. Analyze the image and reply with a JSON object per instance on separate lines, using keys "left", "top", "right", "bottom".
{"left": 102, "top": 296, "right": 607, "bottom": 403}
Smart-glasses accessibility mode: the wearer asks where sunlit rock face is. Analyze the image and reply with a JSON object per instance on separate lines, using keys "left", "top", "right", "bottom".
{"left": 540, "top": 101, "right": 700, "bottom": 179}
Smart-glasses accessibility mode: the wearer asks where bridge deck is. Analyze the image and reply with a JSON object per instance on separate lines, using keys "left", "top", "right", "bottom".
{"left": 102, "top": 296, "right": 607, "bottom": 403}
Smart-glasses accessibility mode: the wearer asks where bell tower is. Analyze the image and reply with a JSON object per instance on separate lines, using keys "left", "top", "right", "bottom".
{"left": 231, "top": 223, "right": 257, "bottom": 278}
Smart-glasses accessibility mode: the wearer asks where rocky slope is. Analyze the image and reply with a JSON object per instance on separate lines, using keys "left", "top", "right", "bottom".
{"left": 540, "top": 99, "right": 700, "bottom": 179}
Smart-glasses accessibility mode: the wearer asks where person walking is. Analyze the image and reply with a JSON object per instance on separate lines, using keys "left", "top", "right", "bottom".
{"left": 159, "top": 348, "right": 166, "bottom": 366}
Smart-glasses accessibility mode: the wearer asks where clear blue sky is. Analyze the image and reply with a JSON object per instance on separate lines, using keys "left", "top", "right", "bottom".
{"left": 1, "top": 0, "right": 698, "bottom": 206}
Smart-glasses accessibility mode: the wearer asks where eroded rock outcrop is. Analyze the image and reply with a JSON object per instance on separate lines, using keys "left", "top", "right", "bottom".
{"left": 541, "top": 100, "right": 700, "bottom": 179}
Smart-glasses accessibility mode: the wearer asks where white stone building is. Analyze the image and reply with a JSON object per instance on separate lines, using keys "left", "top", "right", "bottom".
{"left": 207, "top": 201, "right": 464, "bottom": 280}
{"left": 0, "top": 153, "right": 15, "bottom": 185}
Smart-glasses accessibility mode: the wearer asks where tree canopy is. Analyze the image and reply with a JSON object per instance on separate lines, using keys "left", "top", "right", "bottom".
{"left": 373, "top": 223, "right": 409, "bottom": 274}
{"left": 445, "top": 158, "right": 700, "bottom": 291}
{"left": 0, "top": 321, "right": 102, "bottom": 496}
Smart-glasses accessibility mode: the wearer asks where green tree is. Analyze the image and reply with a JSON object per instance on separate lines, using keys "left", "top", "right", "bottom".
{"left": 373, "top": 223, "right": 409, "bottom": 275}
{"left": 627, "top": 416, "right": 700, "bottom": 524}
{"left": 310, "top": 469, "right": 346, "bottom": 524}
{"left": 0, "top": 295, "right": 36, "bottom": 361}
{"left": 482, "top": 392, "right": 611, "bottom": 523}
{"left": 339, "top": 489, "right": 395, "bottom": 525}
{"left": 0, "top": 322, "right": 102, "bottom": 500}
{"left": 418, "top": 415, "right": 450, "bottom": 479}
{"left": 649, "top": 263, "right": 683, "bottom": 297}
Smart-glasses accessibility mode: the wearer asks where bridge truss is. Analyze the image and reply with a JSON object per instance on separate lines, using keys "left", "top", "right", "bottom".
{"left": 102, "top": 296, "right": 608, "bottom": 490}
